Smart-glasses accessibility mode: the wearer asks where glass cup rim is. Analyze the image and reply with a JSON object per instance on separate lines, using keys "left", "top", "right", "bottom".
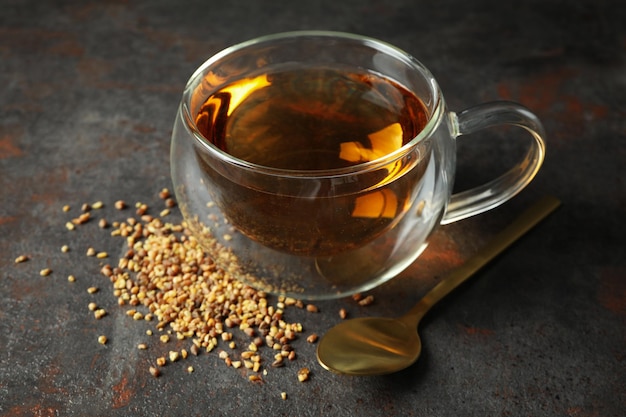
{"left": 181, "top": 30, "right": 444, "bottom": 179}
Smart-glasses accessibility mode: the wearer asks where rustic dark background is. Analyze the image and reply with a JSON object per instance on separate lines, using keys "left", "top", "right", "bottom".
{"left": 1, "top": 0, "right": 624, "bottom": 416}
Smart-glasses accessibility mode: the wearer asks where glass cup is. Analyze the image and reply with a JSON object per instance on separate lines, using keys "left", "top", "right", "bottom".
{"left": 170, "top": 31, "right": 545, "bottom": 300}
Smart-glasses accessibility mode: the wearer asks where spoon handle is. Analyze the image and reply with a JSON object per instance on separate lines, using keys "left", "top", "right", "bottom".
{"left": 403, "top": 195, "right": 561, "bottom": 326}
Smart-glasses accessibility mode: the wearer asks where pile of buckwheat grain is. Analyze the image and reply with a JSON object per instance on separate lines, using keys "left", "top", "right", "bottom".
{"left": 62, "top": 189, "right": 331, "bottom": 384}
{"left": 14, "top": 187, "right": 375, "bottom": 393}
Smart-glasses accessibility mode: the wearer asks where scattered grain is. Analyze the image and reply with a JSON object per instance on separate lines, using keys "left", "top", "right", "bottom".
{"left": 187, "top": 366, "right": 194, "bottom": 373}
{"left": 73, "top": 212, "right": 91, "bottom": 225}
{"left": 297, "top": 367, "right": 310, "bottom": 382}
{"left": 358, "top": 295, "right": 375, "bottom": 306}
{"left": 169, "top": 351, "right": 180, "bottom": 362}
{"left": 14, "top": 255, "right": 29, "bottom": 263}
{"left": 68, "top": 275, "right": 76, "bottom": 283}
{"left": 149, "top": 366, "right": 160, "bottom": 377}
{"left": 61, "top": 245, "right": 70, "bottom": 253}
{"left": 92, "top": 201, "right": 104, "bottom": 209}
{"left": 306, "top": 304, "right": 319, "bottom": 313}
{"left": 100, "top": 265, "right": 113, "bottom": 277}
{"left": 86, "top": 247, "right": 96, "bottom": 256}
{"left": 114, "top": 200, "right": 126, "bottom": 210}
{"left": 62, "top": 205, "right": 71, "bottom": 212}
{"left": 65, "top": 222, "right": 75, "bottom": 231}
{"left": 94, "top": 309, "right": 106, "bottom": 319}
{"left": 87, "top": 286, "right": 98, "bottom": 294}
{"left": 158, "top": 188, "right": 170, "bottom": 199}
{"left": 138, "top": 343, "right": 148, "bottom": 350}
{"left": 136, "top": 203, "right": 148, "bottom": 216}
{"left": 339, "top": 308, "right": 348, "bottom": 319}
{"left": 98, "top": 218, "right": 108, "bottom": 229}
{"left": 306, "top": 334, "right": 318, "bottom": 344}
{"left": 88, "top": 302, "right": 98, "bottom": 311}
{"left": 281, "top": 392, "right": 287, "bottom": 400}
{"left": 156, "top": 357, "right": 166, "bottom": 367}
{"left": 40, "top": 268, "right": 52, "bottom": 276}
{"left": 98, "top": 335, "right": 107, "bottom": 345}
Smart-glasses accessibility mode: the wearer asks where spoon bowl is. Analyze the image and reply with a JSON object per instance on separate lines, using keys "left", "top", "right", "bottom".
{"left": 317, "top": 317, "right": 421, "bottom": 376}
{"left": 317, "top": 196, "right": 561, "bottom": 376}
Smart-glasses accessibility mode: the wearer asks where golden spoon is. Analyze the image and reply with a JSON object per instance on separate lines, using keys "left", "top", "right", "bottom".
{"left": 317, "top": 196, "right": 561, "bottom": 376}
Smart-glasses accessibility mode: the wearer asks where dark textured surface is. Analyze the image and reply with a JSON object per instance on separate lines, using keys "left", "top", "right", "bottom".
{"left": 1, "top": 0, "right": 624, "bottom": 416}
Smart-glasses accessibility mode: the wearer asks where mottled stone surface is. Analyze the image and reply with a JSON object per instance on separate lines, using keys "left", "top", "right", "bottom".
{"left": 1, "top": 0, "right": 624, "bottom": 415}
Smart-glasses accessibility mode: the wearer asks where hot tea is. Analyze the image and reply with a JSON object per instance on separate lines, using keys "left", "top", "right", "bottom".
{"left": 193, "top": 66, "right": 431, "bottom": 256}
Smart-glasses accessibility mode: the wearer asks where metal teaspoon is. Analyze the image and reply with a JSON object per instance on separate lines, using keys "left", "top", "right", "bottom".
{"left": 316, "top": 195, "right": 561, "bottom": 376}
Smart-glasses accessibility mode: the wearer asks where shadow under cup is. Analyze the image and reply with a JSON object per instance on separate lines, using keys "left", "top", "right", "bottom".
{"left": 171, "top": 32, "right": 452, "bottom": 299}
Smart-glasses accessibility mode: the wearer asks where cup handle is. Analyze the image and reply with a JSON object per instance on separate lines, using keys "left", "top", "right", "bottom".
{"left": 441, "top": 101, "right": 546, "bottom": 224}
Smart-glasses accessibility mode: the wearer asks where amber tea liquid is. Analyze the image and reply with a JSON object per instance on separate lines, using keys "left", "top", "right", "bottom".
{"left": 194, "top": 66, "right": 431, "bottom": 256}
